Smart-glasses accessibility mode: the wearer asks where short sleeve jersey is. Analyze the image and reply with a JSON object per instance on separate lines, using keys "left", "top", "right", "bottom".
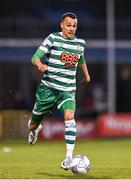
{"left": 35, "top": 32, "right": 86, "bottom": 91}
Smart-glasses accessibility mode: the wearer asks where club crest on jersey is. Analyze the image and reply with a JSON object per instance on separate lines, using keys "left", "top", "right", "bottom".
{"left": 60, "top": 52, "right": 78, "bottom": 67}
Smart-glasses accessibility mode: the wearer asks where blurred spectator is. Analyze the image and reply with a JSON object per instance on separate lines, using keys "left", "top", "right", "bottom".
{"left": 84, "top": 92, "right": 94, "bottom": 111}
{"left": 116, "top": 68, "right": 131, "bottom": 112}
{"left": 14, "top": 90, "right": 28, "bottom": 110}
{"left": 76, "top": 89, "right": 99, "bottom": 119}
{"left": 93, "top": 83, "right": 107, "bottom": 113}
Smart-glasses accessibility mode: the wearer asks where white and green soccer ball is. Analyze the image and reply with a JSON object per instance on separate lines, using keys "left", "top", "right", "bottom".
{"left": 70, "top": 155, "right": 90, "bottom": 174}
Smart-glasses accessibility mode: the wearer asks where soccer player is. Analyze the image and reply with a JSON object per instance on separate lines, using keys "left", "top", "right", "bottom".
{"left": 28, "top": 12, "right": 90, "bottom": 170}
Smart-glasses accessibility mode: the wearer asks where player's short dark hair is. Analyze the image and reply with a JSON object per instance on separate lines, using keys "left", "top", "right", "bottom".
{"left": 62, "top": 12, "right": 77, "bottom": 21}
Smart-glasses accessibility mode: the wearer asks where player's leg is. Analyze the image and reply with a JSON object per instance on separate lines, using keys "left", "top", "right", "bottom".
{"left": 28, "top": 83, "right": 55, "bottom": 144}
{"left": 57, "top": 91, "right": 76, "bottom": 170}
{"left": 28, "top": 114, "right": 44, "bottom": 145}
{"left": 61, "top": 108, "right": 76, "bottom": 170}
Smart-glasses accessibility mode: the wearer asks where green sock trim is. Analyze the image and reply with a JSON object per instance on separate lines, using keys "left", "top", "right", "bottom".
{"left": 65, "top": 140, "right": 75, "bottom": 144}
{"left": 31, "top": 114, "right": 44, "bottom": 124}
{"left": 65, "top": 131, "right": 76, "bottom": 136}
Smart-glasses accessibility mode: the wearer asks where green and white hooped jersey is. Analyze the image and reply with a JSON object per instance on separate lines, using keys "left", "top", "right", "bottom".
{"left": 36, "top": 32, "right": 86, "bottom": 91}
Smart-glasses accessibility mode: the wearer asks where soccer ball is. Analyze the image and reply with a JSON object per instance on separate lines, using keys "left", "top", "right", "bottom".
{"left": 70, "top": 155, "right": 90, "bottom": 174}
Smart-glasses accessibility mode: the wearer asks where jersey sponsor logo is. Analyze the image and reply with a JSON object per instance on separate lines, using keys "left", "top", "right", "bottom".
{"left": 60, "top": 52, "right": 78, "bottom": 67}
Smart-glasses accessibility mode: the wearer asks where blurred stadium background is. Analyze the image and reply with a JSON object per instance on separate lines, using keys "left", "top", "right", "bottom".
{"left": 0, "top": 0, "right": 131, "bottom": 140}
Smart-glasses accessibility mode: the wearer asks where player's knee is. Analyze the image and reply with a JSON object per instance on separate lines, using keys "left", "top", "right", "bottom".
{"left": 64, "top": 110, "right": 74, "bottom": 120}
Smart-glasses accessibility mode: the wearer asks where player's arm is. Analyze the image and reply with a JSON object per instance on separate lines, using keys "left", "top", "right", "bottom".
{"left": 32, "top": 48, "right": 48, "bottom": 72}
{"left": 31, "top": 34, "right": 54, "bottom": 72}
{"left": 78, "top": 55, "right": 90, "bottom": 84}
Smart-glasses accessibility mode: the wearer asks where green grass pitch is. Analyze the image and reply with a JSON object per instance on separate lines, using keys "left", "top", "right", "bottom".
{"left": 0, "top": 139, "right": 131, "bottom": 179}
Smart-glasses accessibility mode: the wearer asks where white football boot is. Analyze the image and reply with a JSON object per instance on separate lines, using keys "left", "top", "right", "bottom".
{"left": 61, "top": 157, "right": 72, "bottom": 170}
{"left": 28, "top": 120, "right": 43, "bottom": 145}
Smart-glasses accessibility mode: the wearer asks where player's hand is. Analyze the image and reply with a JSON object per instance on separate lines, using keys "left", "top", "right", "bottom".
{"left": 37, "top": 63, "right": 48, "bottom": 72}
{"left": 32, "top": 59, "right": 48, "bottom": 72}
{"left": 80, "top": 76, "right": 90, "bottom": 85}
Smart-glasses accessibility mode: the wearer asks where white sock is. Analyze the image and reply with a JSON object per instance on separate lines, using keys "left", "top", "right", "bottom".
{"left": 65, "top": 119, "right": 76, "bottom": 159}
